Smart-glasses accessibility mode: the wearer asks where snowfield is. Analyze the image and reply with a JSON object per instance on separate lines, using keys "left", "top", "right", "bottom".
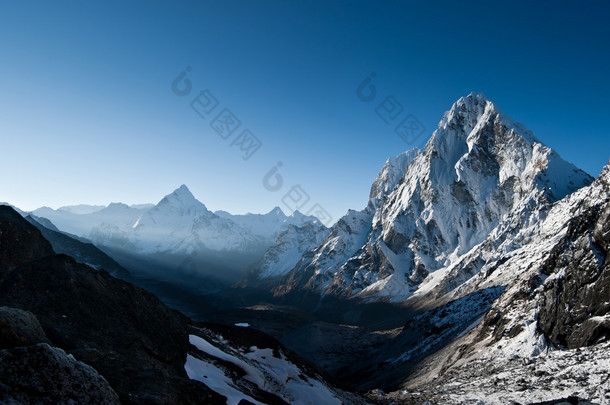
{"left": 185, "top": 331, "right": 366, "bottom": 405}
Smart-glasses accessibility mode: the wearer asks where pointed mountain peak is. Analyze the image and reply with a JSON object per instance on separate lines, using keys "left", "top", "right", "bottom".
{"left": 460, "top": 91, "right": 490, "bottom": 104}
{"left": 267, "top": 206, "right": 286, "bottom": 217}
{"left": 414, "top": 93, "right": 592, "bottom": 205}
{"left": 172, "top": 184, "right": 195, "bottom": 199}
{"left": 430, "top": 92, "right": 539, "bottom": 158}
{"left": 156, "top": 185, "right": 208, "bottom": 212}
{"left": 454, "top": 92, "right": 496, "bottom": 112}
{"left": 443, "top": 92, "right": 496, "bottom": 125}
{"left": 291, "top": 210, "right": 305, "bottom": 219}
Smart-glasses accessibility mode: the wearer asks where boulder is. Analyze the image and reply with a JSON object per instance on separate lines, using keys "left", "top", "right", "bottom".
{"left": 0, "top": 343, "right": 120, "bottom": 404}
{"left": 0, "top": 306, "right": 50, "bottom": 349}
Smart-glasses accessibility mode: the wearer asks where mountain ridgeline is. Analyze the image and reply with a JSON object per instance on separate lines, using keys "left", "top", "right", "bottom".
{"left": 31, "top": 185, "right": 326, "bottom": 287}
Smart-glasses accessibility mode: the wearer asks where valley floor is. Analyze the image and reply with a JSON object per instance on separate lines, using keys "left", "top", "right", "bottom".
{"left": 203, "top": 303, "right": 402, "bottom": 382}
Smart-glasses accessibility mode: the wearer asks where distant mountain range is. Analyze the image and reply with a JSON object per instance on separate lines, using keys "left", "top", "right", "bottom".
{"left": 28, "top": 185, "right": 326, "bottom": 285}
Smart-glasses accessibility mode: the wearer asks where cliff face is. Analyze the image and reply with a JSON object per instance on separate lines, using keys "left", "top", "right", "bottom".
{"left": 537, "top": 161, "right": 610, "bottom": 349}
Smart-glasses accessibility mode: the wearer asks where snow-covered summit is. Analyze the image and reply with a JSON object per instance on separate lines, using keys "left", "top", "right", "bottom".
{"left": 154, "top": 184, "right": 210, "bottom": 214}
{"left": 276, "top": 92, "right": 594, "bottom": 302}
{"left": 268, "top": 206, "right": 286, "bottom": 217}
{"left": 383, "top": 158, "right": 610, "bottom": 405}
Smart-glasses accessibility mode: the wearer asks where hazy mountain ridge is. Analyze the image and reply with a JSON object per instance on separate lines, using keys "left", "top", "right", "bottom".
{"left": 29, "top": 185, "right": 324, "bottom": 284}
{"left": 24, "top": 214, "right": 132, "bottom": 281}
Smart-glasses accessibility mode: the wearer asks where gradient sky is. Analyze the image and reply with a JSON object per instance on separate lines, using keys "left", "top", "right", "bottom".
{"left": 1, "top": 1, "right": 609, "bottom": 224}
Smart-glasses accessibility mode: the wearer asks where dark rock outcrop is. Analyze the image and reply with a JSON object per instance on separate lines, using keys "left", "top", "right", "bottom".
{"left": 0, "top": 206, "right": 54, "bottom": 282}
{"left": 0, "top": 205, "right": 224, "bottom": 404}
{"left": 0, "top": 306, "right": 50, "bottom": 348}
{"left": 538, "top": 165, "right": 610, "bottom": 349}
{"left": 0, "top": 343, "right": 120, "bottom": 404}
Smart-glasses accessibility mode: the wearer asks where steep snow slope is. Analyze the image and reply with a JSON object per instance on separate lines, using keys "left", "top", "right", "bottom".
{"left": 276, "top": 92, "right": 593, "bottom": 303}
{"left": 369, "top": 148, "right": 422, "bottom": 205}
{"left": 186, "top": 325, "right": 368, "bottom": 405}
{"left": 274, "top": 148, "right": 421, "bottom": 295}
{"left": 252, "top": 222, "right": 329, "bottom": 280}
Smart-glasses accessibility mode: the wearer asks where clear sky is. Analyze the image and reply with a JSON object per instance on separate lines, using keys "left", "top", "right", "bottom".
{"left": 1, "top": 1, "right": 609, "bottom": 224}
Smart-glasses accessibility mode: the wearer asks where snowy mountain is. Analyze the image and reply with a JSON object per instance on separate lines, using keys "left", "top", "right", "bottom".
{"left": 369, "top": 158, "right": 610, "bottom": 404}
{"left": 216, "top": 206, "right": 319, "bottom": 242}
{"left": 254, "top": 94, "right": 608, "bottom": 404}
{"left": 264, "top": 93, "right": 607, "bottom": 405}
{"left": 127, "top": 184, "right": 251, "bottom": 254}
{"left": 32, "top": 185, "right": 323, "bottom": 284}
{"left": 275, "top": 92, "right": 593, "bottom": 303}
{"left": 33, "top": 202, "right": 150, "bottom": 239}
{"left": 247, "top": 222, "right": 329, "bottom": 281}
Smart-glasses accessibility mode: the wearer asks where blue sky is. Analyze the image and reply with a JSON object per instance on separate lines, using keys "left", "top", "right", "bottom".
{"left": 1, "top": 1, "right": 609, "bottom": 224}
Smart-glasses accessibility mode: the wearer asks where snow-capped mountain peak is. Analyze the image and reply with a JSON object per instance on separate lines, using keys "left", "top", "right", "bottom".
{"left": 174, "top": 184, "right": 196, "bottom": 199}
{"left": 268, "top": 206, "right": 287, "bottom": 217}
{"left": 276, "top": 92, "right": 594, "bottom": 303}
{"left": 27, "top": 184, "right": 325, "bottom": 284}
{"left": 154, "top": 184, "right": 209, "bottom": 214}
